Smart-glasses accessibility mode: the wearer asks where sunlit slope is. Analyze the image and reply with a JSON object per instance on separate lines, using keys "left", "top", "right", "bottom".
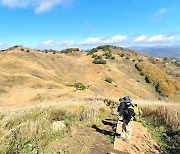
{"left": 0, "top": 47, "right": 158, "bottom": 107}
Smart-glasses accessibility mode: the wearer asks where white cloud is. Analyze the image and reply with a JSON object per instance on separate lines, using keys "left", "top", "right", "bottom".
{"left": 1, "top": 0, "right": 29, "bottom": 8}
{"left": 82, "top": 35, "right": 127, "bottom": 45}
{"left": 35, "top": 0, "right": 64, "bottom": 13}
{"left": 60, "top": 40, "right": 74, "bottom": 46}
{"left": 0, "top": 43, "right": 7, "bottom": 49}
{"left": 103, "top": 35, "right": 127, "bottom": 44}
{"left": 82, "top": 37, "right": 101, "bottom": 45}
{"left": 156, "top": 8, "right": 169, "bottom": 16}
{"left": 0, "top": 0, "right": 73, "bottom": 13}
{"left": 152, "top": 8, "right": 170, "bottom": 22}
{"left": 2, "top": 34, "right": 179, "bottom": 50}
{"left": 147, "top": 35, "right": 174, "bottom": 43}
{"left": 41, "top": 40, "right": 54, "bottom": 46}
{"left": 134, "top": 35, "right": 147, "bottom": 42}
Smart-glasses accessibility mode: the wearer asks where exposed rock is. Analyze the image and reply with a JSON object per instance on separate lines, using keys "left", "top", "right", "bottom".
{"left": 51, "top": 121, "right": 66, "bottom": 130}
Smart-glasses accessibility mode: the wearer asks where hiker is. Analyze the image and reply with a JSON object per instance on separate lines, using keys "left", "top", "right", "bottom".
{"left": 112, "top": 102, "right": 117, "bottom": 108}
{"left": 134, "top": 104, "right": 142, "bottom": 122}
{"left": 104, "top": 99, "right": 110, "bottom": 106}
{"left": 117, "top": 96, "right": 135, "bottom": 141}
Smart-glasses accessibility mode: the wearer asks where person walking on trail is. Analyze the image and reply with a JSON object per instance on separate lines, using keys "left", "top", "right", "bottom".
{"left": 117, "top": 96, "right": 135, "bottom": 141}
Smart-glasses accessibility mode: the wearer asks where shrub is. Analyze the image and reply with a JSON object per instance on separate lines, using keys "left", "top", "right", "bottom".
{"left": 61, "top": 48, "right": 79, "bottom": 53}
{"left": 88, "top": 48, "right": 98, "bottom": 55}
{"left": 93, "top": 58, "right": 106, "bottom": 64}
{"left": 138, "top": 59, "right": 143, "bottom": 62}
{"left": 111, "top": 56, "right": 115, "bottom": 60}
{"left": 120, "top": 53, "right": 124, "bottom": 57}
{"left": 103, "top": 51, "right": 112, "bottom": 59}
{"left": 61, "top": 49, "right": 72, "bottom": 53}
{"left": 105, "top": 77, "right": 113, "bottom": 83}
{"left": 92, "top": 54, "right": 97, "bottom": 58}
{"left": 97, "top": 45, "right": 111, "bottom": 52}
{"left": 97, "top": 55, "right": 102, "bottom": 59}
{"left": 26, "top": 50, "right": 30, "bottom": 52}
{"left": 74, "top": 83, "right": 86, "bottom": 90}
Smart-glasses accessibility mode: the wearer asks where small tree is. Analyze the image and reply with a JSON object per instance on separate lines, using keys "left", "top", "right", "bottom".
{"left": 93, "top": 58, "right": 106, "bottom": 64}
{"left": 74, "top": 83, "right": 86, "bottom": 90}
{"left": 105, "top": 77, "right": 113, "bottom": 83}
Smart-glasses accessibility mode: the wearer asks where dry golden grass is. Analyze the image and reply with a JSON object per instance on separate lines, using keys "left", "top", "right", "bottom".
{"left": 0, "top": 47, "right": 160, "bottom": 107}
{"left": 133, "top": 100, "right": 180, "bottom": 129}
{"left": 0, "top": 101, "right": 110, "bottom": 153}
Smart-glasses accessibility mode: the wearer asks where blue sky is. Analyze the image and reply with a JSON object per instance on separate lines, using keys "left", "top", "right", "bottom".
{"left": 0, "top": 0, "right": 180, "bottom": 50}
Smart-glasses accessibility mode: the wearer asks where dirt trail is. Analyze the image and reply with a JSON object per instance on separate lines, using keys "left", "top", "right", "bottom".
{"left": 111, "top": 121, "right": 160, "bottom": 154}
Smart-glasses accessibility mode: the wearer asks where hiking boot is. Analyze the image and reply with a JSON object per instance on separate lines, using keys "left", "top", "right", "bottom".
{"left": 123, "top": 138, "right": 129, "bottom": 142}
{"left": 116, "top": 133, "right": 121, "bottom": 138}
{"left": 116, "top": 134, "right": 125, "bottom": 139}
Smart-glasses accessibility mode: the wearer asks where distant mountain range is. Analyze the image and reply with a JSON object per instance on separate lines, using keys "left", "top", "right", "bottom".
{"left": 131, "top": 46, "right": 180, "bottom": 58}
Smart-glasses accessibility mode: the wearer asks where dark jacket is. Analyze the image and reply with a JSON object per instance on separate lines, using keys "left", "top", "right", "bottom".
{"left": 123, "top": 104, "right": 135, "bottom": 124}
{"left": 117, "top": 102, "right": 125, "bottom": 116}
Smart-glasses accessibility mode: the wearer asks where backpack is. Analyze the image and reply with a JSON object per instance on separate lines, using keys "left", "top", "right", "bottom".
{"left": 133, "top": 106, "right": 142, "bottom": 122}
{"left": 122, "top": 103, "right": 135, "bottom": 118}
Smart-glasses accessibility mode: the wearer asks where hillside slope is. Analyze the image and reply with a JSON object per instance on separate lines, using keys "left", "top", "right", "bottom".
{"left": 0, "top": 46, "right": 169, "bottom": 107}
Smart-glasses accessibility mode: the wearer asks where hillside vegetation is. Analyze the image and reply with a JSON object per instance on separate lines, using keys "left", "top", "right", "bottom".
{"left": 137, "top": 100, "right": 180, "bottom": 153}
{"left": 0, "top": 101, "right": 110, "bottom": 153}
{"left": 135, "top": 61, "right": 180, "bottom": 98}
{"left": 0, "top": 45, "right": 170, "bottom": 107}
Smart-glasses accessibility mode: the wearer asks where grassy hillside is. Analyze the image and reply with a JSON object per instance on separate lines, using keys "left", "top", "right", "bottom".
{"left": 0, "top": 45, "right": 179, "bottom": 107}
{"left": 0, "top": 100, "right": 111, "bottom": 153}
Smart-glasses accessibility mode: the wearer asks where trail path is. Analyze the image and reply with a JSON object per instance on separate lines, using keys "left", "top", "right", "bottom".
{"left": 111, "top": 121, "right": 160, "bottom": 154}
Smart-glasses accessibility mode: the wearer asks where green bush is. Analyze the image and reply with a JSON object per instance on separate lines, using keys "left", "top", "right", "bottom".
{"left": 97, "top": 55, "right": 102, "bottom": 59}
{"left": 93, "top": 58, "right": 106, "bottom": 64}
{"left": 120, "top": 53, "right": 124, "bottom": 57}
{"left": 74, "top": 83, "right": 86, "bottom": 90}
{"left": 105, "top": 77, "right": 113, "bottom": 83}
{"left": 92, "top": 54, "right": 97, "bottom": 58}
{"left": 138, "top": 59, "right": 143, "bottom": 62}
{"left": 111, "top": 56, "right": 115, "bottom": 60}
{"left": 97, "top": 45, "right": 111, "bottom": 52}
{"left": 61, "top": 48, "right": 79, "bottom": 53}
{"left": 88, "top": 48, "right": 98, "bottom": 55}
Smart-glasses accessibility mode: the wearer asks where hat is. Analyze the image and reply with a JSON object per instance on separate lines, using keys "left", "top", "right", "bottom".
{"left": 119, "top": 96, "right": 132, "bottom": 103}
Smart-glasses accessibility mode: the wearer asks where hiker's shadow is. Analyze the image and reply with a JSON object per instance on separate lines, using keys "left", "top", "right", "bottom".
{"left": 92, "top": 124, "right": 114, "bottom": 136}
{"left": 102, "top": 120, "right": 116, "bottom": 127}
{"left": 92, "top": 119, "right": 117, "bottom": 136}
